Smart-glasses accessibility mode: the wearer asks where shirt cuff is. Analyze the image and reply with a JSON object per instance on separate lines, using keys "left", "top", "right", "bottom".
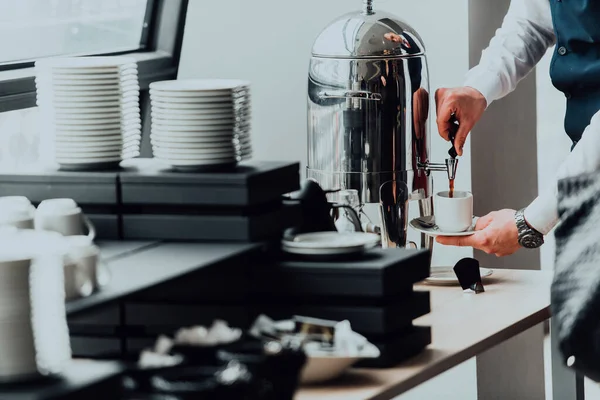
{"left": 523, "top": 189, "right": 560, "bottom": 235}
{"left": 463, "top": 66, "right": 504, "bottom": 108}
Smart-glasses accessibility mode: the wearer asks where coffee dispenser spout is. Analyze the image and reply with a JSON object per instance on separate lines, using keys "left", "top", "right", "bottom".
{"left": 420, "top": 158, "right": 459, "bottom": 180}
{"left": 446, "top": 158, "right": 458, "bottom": 180}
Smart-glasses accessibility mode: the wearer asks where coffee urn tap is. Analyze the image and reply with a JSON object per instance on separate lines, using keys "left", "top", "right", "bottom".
{"left": 307, "top": 0, "right": 455, "bottom": 249}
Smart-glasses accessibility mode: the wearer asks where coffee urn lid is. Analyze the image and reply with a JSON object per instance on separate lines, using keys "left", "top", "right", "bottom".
{"left": 311, "top": 1, "right": 426, "bottom": 59}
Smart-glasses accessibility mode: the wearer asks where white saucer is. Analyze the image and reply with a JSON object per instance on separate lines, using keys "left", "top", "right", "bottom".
{"left": 409, "top": 216, "right": 478, "bottom": 237}
{"left": 423, "top": 266, "right": 494, "bottom": 286}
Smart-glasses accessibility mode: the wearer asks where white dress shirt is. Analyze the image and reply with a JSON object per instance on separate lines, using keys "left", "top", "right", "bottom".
{"left": 463, "top": 0, "right": 600, "bottom": 235}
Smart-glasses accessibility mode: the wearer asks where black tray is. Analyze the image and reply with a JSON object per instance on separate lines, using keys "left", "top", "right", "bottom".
{"left": 0, "top": 168, "right": 119, "bottom": 205}
{"left": 252, "top": 248, "right": 431, "bottom": 298}
{"left": 249, "top": 291, "right": 430, "bottom": 335}
{"left": 121, "top": 204, "right": 299, "bottom": 242}
{"left": 120, "top": 159, "right": 300, "bottom": 207}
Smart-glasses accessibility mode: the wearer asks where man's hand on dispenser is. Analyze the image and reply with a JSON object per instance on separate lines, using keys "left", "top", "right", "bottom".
{"left": 435, "top": 87, "right": 487, "bottom": 156}
{"left": 436, "top": 209, "right": 520, "bottom": 257}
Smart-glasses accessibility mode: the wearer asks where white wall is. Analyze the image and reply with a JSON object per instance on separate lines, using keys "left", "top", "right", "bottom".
{"left": 179, "top": 0, "right": 473, "bottom": 268}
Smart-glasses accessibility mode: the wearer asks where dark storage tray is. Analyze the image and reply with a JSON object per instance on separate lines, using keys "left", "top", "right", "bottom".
{"left": 120, "top": 159, "right": 300, "bottom": 207}
{"left": 358, "top": 326, "right": 432, "bottom": 368}
{"left": 250, "top": 291, "right": 430, "bottom": 336}
{"left": 88, "top": 214, "right": 120, "bottom": 240}
{"left": 252, "top": 249, "right": 431, "bottom": 298}
{"left": 124, "top": 303, "right": 250, "bottom": 335}
{"left": 122, "top": 204, "right": 299, "bottom": 242}
{"left": 0, "top": 169, "right": 119, "bottom": 205}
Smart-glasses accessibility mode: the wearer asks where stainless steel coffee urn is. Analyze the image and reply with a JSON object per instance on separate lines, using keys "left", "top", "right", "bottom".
{"left": 307, "top": 0, "right": 456, "bottom": 249}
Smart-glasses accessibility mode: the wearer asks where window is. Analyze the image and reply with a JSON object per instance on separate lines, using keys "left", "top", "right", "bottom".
{"left": 0, "top": 0, "right": 152, "bottom": 66}
{"left": 0, "top": 0, "right": 188, "bottom": 165}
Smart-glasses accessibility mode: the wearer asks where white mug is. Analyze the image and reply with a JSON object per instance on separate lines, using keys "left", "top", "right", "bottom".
{"left": 0, "top": 197, "right": 35, "bottom": 229}
{"left": 34, "top": 198, "right": 94, "bottom": 238}
{"left": 434, "top": 191, "right": 474, "bottom": 232}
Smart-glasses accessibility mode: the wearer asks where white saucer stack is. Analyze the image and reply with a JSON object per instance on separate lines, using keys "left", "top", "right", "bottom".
{"left": 149, "top": 79, "right": 252, "bottom": 171}
{"left": 0, "top": 230, "right": 71, "bottom": 381}
{"left": 35, "top": 56, "right": 142, "bottom": 171}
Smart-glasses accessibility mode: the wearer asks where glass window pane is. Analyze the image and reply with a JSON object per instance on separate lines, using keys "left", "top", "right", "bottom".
{"left": 0, "top": 108, "right": 41, "bottom": 171}
{"left": 0, "top": 0, "right": 150, "bottom": 65}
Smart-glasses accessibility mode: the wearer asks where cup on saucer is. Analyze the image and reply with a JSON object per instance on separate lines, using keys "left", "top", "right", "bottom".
{"left": 434, "top": 191, "right": 473, "bottom": 233}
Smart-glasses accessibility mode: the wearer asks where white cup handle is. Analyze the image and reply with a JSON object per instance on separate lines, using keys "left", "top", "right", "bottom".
{"left": 83, "top": 215, "right": 96, "bottom": 241}
{"left": 95, "top": 260, "right": 111, "bottom": 288}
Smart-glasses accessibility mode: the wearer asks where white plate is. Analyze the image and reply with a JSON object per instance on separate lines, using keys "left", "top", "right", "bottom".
{"left": 40, "top": 93, "right": 136, "bottom": 102}
{"left": 149, "top": 134, "right": 233, "bottom": 143}
{"left": 152, "top": 147, "right": 235, "bottom": 156}
{"left": 35, "top": 57, "right": 136, "bottom": 69}
{"left": 36, "top": 83, "right": 140, "bottom": 93}
{"left": 55, "top": 156, "right": 126, "bottom": 164}
{"left": 150, "top": 97, "right": 236, "bottom": 107}
{"left": 152, "top": 120, "right": 234, "bottom": 129}
{"left": 36, "top": 76, "right": 138, "bottom": 86}
{"left": 423, "top": 267, "right": 494, "bottom": 286}
{"left": 37, "top": 88, "right": 140, "bottom": 98}
{"left": 39, "top": 69, "right": 138, "bottom": 79}
{"left": 151, "top": 141, "right": 249, "bottom": 151}
{"left": 151, "top": 103, "right": 245, "bottom": 112}
{"left": 283, "top": 232, "right": 381, "bottom": 250}
{"left": 150, "top": 94, "right": 245, "bottom": 103}
{"left": 44, "top": 104, "right": 140, "bottom": 114}
{"left": 409, "top": 216, "right": 477, "bottom": 237}
{"left": 151, "top": 127, "right": 234, "bottom": 135}
{"left": 55, "top": 138, "right": 140, "bottom": 147}
{"left": 37, "top": 98, "right": 139, "bottom": 108}
{"left": 54, "top": 128, "right": 142, "bottom": 137}
{"left": 153, "top": 157, "right": 237, "bottom": 167}
{"left": 149, "top": 79, "right": 250, "bottom": 92}
{"left": 153, "top": 153, "right": 236, "bottom": 162}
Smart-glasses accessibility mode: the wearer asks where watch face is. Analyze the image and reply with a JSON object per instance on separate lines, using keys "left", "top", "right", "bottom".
{"left": 520, "top": 234, "right": 543, "bottom": 249}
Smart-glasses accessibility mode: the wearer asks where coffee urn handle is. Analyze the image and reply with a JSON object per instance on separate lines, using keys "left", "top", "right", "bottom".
{"left": 319, "top": 90, "right": 382, "bottom": 101}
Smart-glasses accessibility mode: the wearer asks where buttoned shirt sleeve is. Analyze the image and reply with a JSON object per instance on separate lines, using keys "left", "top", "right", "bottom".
{"left": 464, "top": 0, "right": 555, "bottom": 104}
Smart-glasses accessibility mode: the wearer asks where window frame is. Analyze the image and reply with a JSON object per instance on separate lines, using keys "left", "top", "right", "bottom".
{"left": 0, "top": 0, "right": 189, "bottom": 113}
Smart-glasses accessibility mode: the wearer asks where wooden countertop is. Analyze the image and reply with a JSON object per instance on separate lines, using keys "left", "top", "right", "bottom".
{"left": 295, "top": 269, "right": 552, "bottom": 400}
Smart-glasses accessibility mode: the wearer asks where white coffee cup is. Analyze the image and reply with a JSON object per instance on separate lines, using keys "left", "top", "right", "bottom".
{"left": 0, "top": 198, "right": 35, "bottom": 230}
{"left": 35, "top": 198, "right": 88, "bottom": 237}
{"left": 434, "top": 191, "right": 474, "bottom": 232}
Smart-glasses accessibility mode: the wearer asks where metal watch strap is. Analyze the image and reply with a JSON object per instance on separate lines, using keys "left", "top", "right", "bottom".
{"left": 515, "top": 208, "right": 544, "bottom": 249}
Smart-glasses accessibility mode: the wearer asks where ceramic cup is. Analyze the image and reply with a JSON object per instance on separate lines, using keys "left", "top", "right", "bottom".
{"left": 434, "top": 191, "right": 474, "bottom": 232}
{"left": 34, "top": 198, "right": 93, "bottom": 237}
{"left": 0, "top": 197, "right": 35, "bottom": 229}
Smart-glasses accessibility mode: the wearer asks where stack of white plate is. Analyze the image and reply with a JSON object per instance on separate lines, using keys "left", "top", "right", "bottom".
{"left": 149, "top": 79, "right": 252, "bottom": 171}
{"left": 35, "top": 56, "right": 142, "bottom": 171}
{"left": 0, "top": 230, "right": 71, "bottom": 381}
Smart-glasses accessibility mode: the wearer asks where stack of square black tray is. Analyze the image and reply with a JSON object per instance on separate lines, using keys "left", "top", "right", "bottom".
{"left": 249, "top": 248, "right": 433, "bottom": 368}
{"left": 0, "top": 168, "right": 121, "bottom": 239}
{"left": 118, "top": 159, "right": 301, "bottom": 242}
{"left": 0, "top": 159, "right": 301, "bottom": 242}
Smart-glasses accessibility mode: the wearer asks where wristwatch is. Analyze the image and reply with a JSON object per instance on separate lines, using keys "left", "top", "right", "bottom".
{"left": 515, "top": 208, "right": 544, "bottom": 249}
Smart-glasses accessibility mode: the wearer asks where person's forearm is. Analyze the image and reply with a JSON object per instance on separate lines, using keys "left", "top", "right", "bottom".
{"left": 464, "top": 0, "right": 555, "bottom": 105}
{"left": 525, "top": 110, "right": 600, "bottom": 234}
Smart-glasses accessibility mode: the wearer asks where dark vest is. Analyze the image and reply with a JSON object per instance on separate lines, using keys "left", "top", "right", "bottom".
{"left": 549, "top": 0, "right": 600, "bottom": 145}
